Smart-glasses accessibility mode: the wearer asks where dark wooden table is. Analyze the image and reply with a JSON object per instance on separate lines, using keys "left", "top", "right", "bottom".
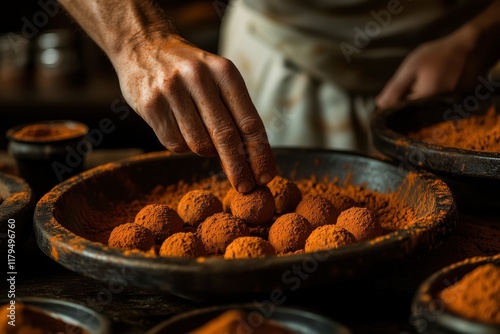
{"left": 5, "top": 150, "right": 500, "bottom": 334}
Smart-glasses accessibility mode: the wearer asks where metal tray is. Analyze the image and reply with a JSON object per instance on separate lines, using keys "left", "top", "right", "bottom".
{"left": 33, "top": 148, "right": 457, "bottom": 301}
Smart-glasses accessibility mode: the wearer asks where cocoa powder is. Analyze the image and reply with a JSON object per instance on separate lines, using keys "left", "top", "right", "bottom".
{"left": 0, "top": 302, "right": 89, "bottom": 334}
{"left": 440, "top": 263, "right": 500, "bottom": 324}
{"left": 10, "top": 122, "right": 87, "bottom": 142}
{"left": 62, "top": 170, "right": 421, "bottom": 258}
{"left": 409, "top": 106, "right": 500, "bottom": 152}
{"left": 188, "top": 309, "right": 295, "bottom": 334}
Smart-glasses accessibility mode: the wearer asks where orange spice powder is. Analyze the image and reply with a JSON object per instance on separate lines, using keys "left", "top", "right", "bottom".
{"left": 440, "top": 263, "right": 500, "bottom": 324}
{"left": 409, "top": 106, "right": 500, "bottom": 152}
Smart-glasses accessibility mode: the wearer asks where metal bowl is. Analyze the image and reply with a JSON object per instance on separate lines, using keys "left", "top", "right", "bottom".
{"left": 146, "top": 303, "right": 351, "bottom": 334}
{"left": 0, "top": 171, "right": 35, "bottom": 250}
{"left": 0, "top": 297, "right": 111, "bottom": 334}
{"left": 33, "top": 148, "right": 457, "bottom": 301}
{"left": 370, "top": 93, "right": 500, "bottom": 210}
{"left": 411, "top": 255, "right": 500, "bottom": 334}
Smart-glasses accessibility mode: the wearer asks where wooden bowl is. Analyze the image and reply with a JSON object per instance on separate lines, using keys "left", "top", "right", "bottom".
{"left": 371, "top": 93, "right": 500, "bottom": 211}
{"left": 33, "top": 148, "right": 457, "bottom": 301}
{"left": 0, "top": 171, "right": 35, "bottom": 250}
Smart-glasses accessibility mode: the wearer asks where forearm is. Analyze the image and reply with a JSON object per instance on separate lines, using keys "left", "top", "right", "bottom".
{"left": 57, "top": 0, "right": 175, "bottom": 60}
{"left": 454, "top": 0, "right": 500, "bottom": 61}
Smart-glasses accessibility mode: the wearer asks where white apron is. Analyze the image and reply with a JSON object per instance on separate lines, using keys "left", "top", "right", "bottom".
{"left": 219, "top": 0, "right": 491, "bottom": 152}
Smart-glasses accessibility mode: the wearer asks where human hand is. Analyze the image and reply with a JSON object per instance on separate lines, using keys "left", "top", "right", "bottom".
{"left": 375, "top": 26, "right": 495, "bottom": 110}
{"left": 112, "top": 34, "right": 276, "bottom": 193}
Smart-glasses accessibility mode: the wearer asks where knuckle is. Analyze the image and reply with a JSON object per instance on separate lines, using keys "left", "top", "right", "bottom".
{"left": 211, "top": 125, "right": 239, "bottom": 147}
{"left": 178, "top": 60, "right": 205, "bottom": 84}
{"left": 213, "top": 58, "right": 238, "bottom": 82}
{"left": 237, "top": 115, "right": 263, "bottom": 137}
{"left": 140, "top": 90, "right": 162, "bottom": 114}
{"left": 162, "top": 74, "right": 181, "bottom": 95}
{"left": 214, "top": 57, "right": 236, "bottom": 75}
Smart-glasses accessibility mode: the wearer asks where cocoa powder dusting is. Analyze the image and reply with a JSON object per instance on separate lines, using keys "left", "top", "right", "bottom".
{"left": 0, "top": 302, "right": 89, "bottom": 334}
{"left": 440, "top": 263, "right": 500, "bottom": 324}
{"left": 296, "top": 176, "right": 418, "bottom": 233}
{"left": 305, "top": 224, "right": 357, "bottom": 253}
{"left": 10, "top": 123, "right": 87, "bottom": 142}
{"left": 69, "top": 169, "right": 422, "bottom": 258}
{"left": 188, "top": 309, "right": 295, "bottom": 334}
{"left": 268, "top": 213, "right": 313, "bottom": 254}
{"left": 224, "top": 236, "right": 276, "bottom": 259}
{"left": 177, "top": 190, "right": 223, "bottom": 227}
{"left": 159, "top": 232, "right": 207, "bottom": 258}
{"left": 409, "top": 106, "right": 500, "bottom": 152}
{"left": 134, "top": 204, "right": 184, "bottom": 244}
{"left": 336, "top": 207, "right": 383, "bottom": 242}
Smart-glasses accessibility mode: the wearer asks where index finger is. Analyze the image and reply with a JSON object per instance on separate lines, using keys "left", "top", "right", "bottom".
{"left": 212, "top": 58, "right": 276, "bottom": 186}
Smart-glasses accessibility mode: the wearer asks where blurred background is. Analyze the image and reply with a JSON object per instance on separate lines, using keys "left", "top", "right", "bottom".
{"left": 0, "top": 0, "right": 226, "bottom": 152}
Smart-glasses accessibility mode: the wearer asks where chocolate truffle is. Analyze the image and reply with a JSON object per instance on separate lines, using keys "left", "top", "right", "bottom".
{"left": 159, "top": 232, "right": 207, "bottom": 258}
{"left": 231, "top": 186, "right": 275, "bottom": 227}
{"left": 295, "top": 195, "right": 340, "bottom": 228}
{"left": 177, "top": 190, "right": 223, "bottom": 227}
{"left": 267, "top": 176, "right": 302, "bottom": 214}
{"left": 304, "top": 225, "right": 357, "bottom": 253}
{"left": 197, "top": 213, "right": 250, "bottom": 254}
{"left": 134, "top": 204, "right": 184, "bottom": 244}
{"left": 224, "top": 236, "right": 276, "bottom": 259}
{"left": 108, "top": 223, "right": 155, "bottom": 252}
{"left": 223, "top": 187, "right": 237, "bottom": 213}
{"left": 268, "top": 213, "right": 313, "bottom": 253}
{"left": 336, "top": 207, "right": 382, "bottom": 242}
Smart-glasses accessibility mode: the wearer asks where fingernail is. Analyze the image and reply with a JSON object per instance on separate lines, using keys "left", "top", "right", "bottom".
{"left": 237, "top": 180, "right": 253, "bottom": 193}
{"left": 259, "top": 173, "right": 273, "bottom": 184}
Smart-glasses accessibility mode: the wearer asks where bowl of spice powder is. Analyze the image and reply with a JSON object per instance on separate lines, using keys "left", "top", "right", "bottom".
{"left": 33, "top": 148, "right": 457, "bottom": 301}
{"left": 0, "top": 297, "right": 111, "bottom": 334}
{"left": 6, "top": 120, "right": 89, "bottom": 199}
{"left": 0, "top": 171, "right": 35, "bottom": 251}
{"left": 411, "top": 255, "right": 500, "bottom": 334}
{"left": 371, "top": 93, "right": 500, "bottom": 210}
